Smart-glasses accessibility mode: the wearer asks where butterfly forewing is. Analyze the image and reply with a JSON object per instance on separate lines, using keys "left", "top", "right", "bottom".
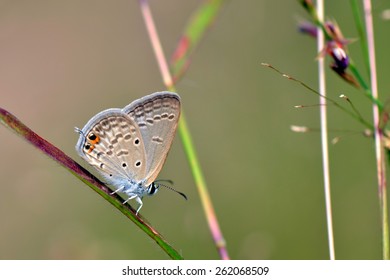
{"left": 76, "top": 110, "right": 147, "bottom": 185}
{"left": 123, "top": 92, "right": 181, "bottom": 186}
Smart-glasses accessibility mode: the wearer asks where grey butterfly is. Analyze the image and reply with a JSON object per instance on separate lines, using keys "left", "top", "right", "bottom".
{"left": 75, "top": 91, "right": 181, "bottom": 214}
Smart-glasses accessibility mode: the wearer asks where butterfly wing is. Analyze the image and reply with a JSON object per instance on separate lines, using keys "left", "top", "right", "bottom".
{"left": 123, "top": 92, "right": 181, "bottom": 186}
{"left": 75, "top": 109, "right": 147, "bottom": 187}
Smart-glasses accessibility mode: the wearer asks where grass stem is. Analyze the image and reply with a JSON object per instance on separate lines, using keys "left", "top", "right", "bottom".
{"left": 316, "top": 0, "right": 336, "bottom": 260}
{"left": 139, "top": 0, "right": 229, "bottom": 259}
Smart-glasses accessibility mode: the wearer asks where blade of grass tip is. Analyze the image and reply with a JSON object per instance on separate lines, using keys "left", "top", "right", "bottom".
{"left": 316, "top": 0, "right": 335, "bottom": 260}
{"left": 170, "top": 0, "right": 225, "bottom": 84}
{"left": 363, "top": 0, "right": 389, "bottom": 260}
{"left": 339, "top": 94, "right": 368, "bottom": 126}
{"left": 139, "top": 0, "right": 229, "bottom": 259}
{"left": 0, "top": 107, "right": 184, "bottom": 260}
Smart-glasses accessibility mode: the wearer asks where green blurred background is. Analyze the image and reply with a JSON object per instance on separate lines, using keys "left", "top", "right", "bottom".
{"left": 1, "top": 0, "right": 389, "bottom": 259}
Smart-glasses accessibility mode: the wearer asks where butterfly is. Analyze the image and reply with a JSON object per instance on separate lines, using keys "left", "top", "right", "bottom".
{"left": 75, "top": 91, "right": 181, "bottom": 214}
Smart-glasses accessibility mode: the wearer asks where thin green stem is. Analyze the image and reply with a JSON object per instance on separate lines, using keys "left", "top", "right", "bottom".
{"left": 170, "top": 0, "right": 225, "bottom": 83}
{"left": 341, "top": 95, "right": 367, "bottom": 125}
{"left": 316, "top": 0, "right": 335, "bottom": 260}
{"left": 349, "top": 0, "right": 370, "bottom": 75}
{"left": 363, "top": 0, "right": 389, "bottom": 260}
{"left": 382, "top": 185, "right": 390, "bottom": 259}
{"left": 139, "top": 0, "right": 229, "bottom": 259}
{"left": 177, "top": 112, "right": 229, "bottom": 259}
{"left": 262, "top": 63, "right": 374, "bottom": 131}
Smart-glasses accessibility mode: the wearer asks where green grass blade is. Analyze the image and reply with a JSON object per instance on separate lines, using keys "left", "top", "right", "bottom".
{"left": 139, "top": 0, "right": 230, "bottom": 259}
{"left": 170, "top": 0, "right": 226, "bottom": 83}
{"left": 349, "top": 0, "right": 370, "bottom": 75}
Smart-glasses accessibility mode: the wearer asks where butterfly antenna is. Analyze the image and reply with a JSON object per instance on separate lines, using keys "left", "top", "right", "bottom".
{"left": 156, "top": 181, "right": 188, "bottom": 200}
{"left": 74, "top": 127, "right": 85, "bottom": 137}
{"left": 155, "top": 179, "right": 174, "bottom": 185}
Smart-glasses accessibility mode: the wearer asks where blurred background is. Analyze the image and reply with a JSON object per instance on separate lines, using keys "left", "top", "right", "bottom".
{"left": 0, "top": 0, "right": 389, "bottom": 259}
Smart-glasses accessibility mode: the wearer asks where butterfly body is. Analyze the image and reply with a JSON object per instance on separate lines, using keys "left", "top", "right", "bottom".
{"left": 75, "top": 91, "right": 181, "bottom": 214}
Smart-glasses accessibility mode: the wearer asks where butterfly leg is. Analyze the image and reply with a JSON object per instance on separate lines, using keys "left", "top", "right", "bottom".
{"left": 135, "top": 197, "right": 143, "bottom": 215}
{"left": 123, "top": 194, "right": 137, "bottom": 204}
{"left": 110, "top": 186, "right": 125, "bottom": 195}
{"left": 122, "top": 195, "right": 143, "bottom": 215}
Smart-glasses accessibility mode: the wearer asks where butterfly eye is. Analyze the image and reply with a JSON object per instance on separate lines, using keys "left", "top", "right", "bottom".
{"left": 148, "top": 182, "right": 158, "bottom": 195}
{"left": 88, "top": 132, "right": 100, "bottom": 144}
